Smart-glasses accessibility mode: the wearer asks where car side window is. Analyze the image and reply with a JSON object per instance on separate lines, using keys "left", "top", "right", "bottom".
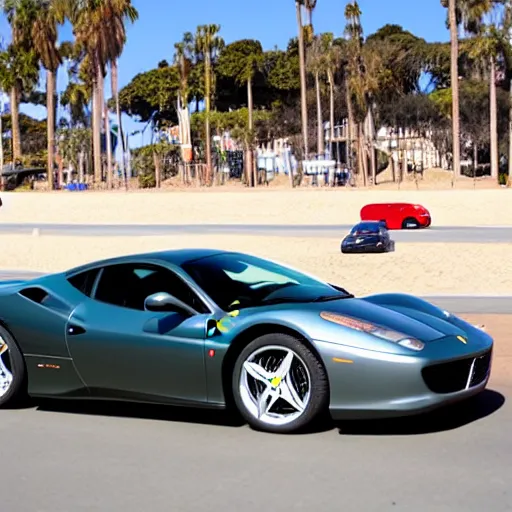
{"left": 67, "top": 268, "right": 101, "bottom": 297}
{"left": 93, "top": 263, "right": 209, "bottom": 313}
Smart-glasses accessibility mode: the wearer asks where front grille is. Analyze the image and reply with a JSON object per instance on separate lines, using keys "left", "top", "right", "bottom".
{"left": 422, "top": 350, "right": 491, "bottom": 394}
{"left": 470, "top": 351, "right": 492, "bottom": 387}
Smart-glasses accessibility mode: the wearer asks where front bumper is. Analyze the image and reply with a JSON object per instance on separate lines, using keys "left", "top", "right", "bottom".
{"left": 313, "top": 333, "right": 493, "bottom": 420}
{"left": 419, "top": 214, "right": 432, "bottom": 228}
{"left": 342, "top": 245, "right": 387, "bottom": 253}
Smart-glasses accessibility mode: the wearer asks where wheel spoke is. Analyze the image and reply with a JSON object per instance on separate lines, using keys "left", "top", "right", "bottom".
{"left": 257, "top": 388, "right": 279, "bottom": 418}
{"left": 275, "top": 350, "right": 294, "bottom": 379}
{"left": 0, "top": 343, "right": 7, "bottom": 355}
{"left": 280, "top": 377, "right": 306, "bottom": 413}
{"left": 244, "top": 361, "right": 272, "bottom": 385}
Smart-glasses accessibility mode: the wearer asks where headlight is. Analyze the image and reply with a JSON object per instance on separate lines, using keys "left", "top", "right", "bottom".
{"left": 320, "top": 311, "right": 425, "bottom": 351}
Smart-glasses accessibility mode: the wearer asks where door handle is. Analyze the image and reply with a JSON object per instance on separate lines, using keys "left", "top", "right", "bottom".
{"left": 67, "top": 324, "right": 86, "bottom": 336}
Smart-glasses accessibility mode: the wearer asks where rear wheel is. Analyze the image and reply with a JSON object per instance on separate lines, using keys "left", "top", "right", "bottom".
{"left": 402, "top": 217, "right": 420, "bottom": 229}
{"left": 0, "top": 326, "right": 27, "bottom": 408}
{"left": 232, "top": 333, "right": 329, "bottom": 433}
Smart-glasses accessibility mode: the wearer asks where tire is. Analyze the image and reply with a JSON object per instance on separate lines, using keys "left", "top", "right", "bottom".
{"left": 0, "top": 325, "right": 27, "bottom": 408}
{"left": 402, "top": 217, "right": 420, "bottom": 229}
{"left": 232, "top": 333, "right": 329, "bottom": 434}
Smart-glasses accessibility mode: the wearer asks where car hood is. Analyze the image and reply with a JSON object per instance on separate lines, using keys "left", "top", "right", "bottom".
{"left": 308, "top": 297, "right": 467, "bottom": 342}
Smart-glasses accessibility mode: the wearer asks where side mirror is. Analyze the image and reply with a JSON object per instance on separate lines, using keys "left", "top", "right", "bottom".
{"left": 144, "top": 292, "right": 196, "bottom": 317}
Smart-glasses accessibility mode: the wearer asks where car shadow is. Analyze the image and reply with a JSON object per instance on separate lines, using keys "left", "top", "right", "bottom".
{"left": 333, "top": 389, "right": 505, "bottom": 436}
{"left": 34, "top": 398, "right": 247, "bottom": 428}
{"left": 28, "top": 389, "right": 505, "bottom": 436}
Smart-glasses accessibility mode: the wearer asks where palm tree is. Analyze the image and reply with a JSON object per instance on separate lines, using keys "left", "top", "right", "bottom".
{"left": 306, "top": 35, "right": 326, "bottom": 157}
{"left": 0, "top": 45, "right": 38, "bottom": 163}
{"left": 60, "top": 41, "right": 92, "bottom": 127}
{"left": 344, "top": 1, "right": 363, "bottom": 181}
{"left": 2, "top": 0, "right": 40, "bottom": 162}
{"left": 295, "top": 0, "right": 309, "bottom": 160}
{"left": 104, "top": 0, "right": 138, "bottom": 188}
{"left": 466, "top": 29, "right": 502, "bottom": 180}
{"left": 32, "top": 0, "right": 67, "bottom": 190}
{"left": 71, "top": 0, "right": 137, "bottom": 186}
{"left": 446, "top": 0, "right": 461, "bottom": 180}
{"left": 174, "top": 34, "right": 194, "bottom": 162}
{"left": 195, "top": 24, "right": 224, "bottom": 185}
{"left": 325, "top": 35, "right": 342, "bottom": 160}
{"left": 304, "top": 0, "right": 317, "bottom": 32}
{"left": 452, "top": 0, "right": 503, "bottom": 181}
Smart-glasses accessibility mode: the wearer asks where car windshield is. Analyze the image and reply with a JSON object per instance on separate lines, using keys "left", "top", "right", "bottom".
{"left": 181, "top": 252, "right": 352, "bottom": 311}
{"left": 351, "top": 222, "right": 380, "bottom": 235}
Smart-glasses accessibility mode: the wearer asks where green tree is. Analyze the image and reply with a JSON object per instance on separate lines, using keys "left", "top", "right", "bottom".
{"left": 116, "top": 65, "right": 180, "bottom": 127}
{"left": 217, "top": 39, "right": 264, "bottom": 185}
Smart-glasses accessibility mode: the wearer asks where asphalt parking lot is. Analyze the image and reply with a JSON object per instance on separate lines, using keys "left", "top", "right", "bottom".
{"left": 1, "top": 314, "right": 510, "bottom": 512}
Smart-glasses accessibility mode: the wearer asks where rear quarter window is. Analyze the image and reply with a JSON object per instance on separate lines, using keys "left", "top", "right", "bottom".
{"left": 67, "top": 268, "right": 101, "bottom": 297}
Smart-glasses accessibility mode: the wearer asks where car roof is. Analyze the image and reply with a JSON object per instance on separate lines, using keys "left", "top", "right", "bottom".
{"left": 65, "top": 248, "right": 228, "bottom": 275}
{"left": 363, "top": 202, "right": 414, "bottom": 207}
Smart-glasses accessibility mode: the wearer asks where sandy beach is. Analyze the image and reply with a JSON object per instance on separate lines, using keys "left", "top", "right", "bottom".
{"left": 2, "top": 234, "right": 511, "bottom": 296}
{"left": 1, "top": 187, "right": 511, "bottom": 226}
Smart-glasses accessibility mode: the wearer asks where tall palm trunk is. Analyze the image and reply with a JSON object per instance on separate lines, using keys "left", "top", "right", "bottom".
{"left": 328, "top": 69, "right": 335, "bottom": 158}
{"left": 204, "top": 51, "right": 212, "bottom": 185}
{"left": 247, "top": 76, "right": 256, "bottom": 187}
{"left": 489, "top": 56, "right": 498, "bottom": 180}
{"left": 98, "top": 69, "right": 105, "bottom": 183}
{"left": 448, "top": 0, "right": 461, "bottom": 180}
{"left": 46, "top": 70, "right": 56, "bottom": 190}
{"left": 358, "top": 124, "right": 367, "bottom": 186}
{"left": 10, "top": 85, "right": 21, "bottom": 161}
{"left": 111, "top": 60, "right": 126, "bottom": 188}
{"left": 315, "top": 71, "right": 323, "bottom": 157}
{"left": 105, "top": 103, "right": 113, "bottom": 188}
{"left": 92, "top": 69, "right": 102, "bottom": 184}
{"left": 368, "top": 108, "right": 377, "bottom": 185}
{"left": 346, "top": 81, "right": 354, "bottom": 169}
{"left": 296, "top": 1, "right": 309, "bottom": 159}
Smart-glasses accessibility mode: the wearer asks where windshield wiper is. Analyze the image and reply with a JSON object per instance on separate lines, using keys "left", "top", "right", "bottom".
{"left": 312, "top": 294, "right": 354, "bottom": 302}
{"left": 260, "top": 297, "right": 314, "bottom": 306}
{"left": 261, "top": 294, "right": 353, "bottom": 306}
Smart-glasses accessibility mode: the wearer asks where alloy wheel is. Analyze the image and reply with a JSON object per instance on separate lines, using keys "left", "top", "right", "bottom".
{"left": 238, "top": 345, "right": 311, "bottom": 427}
{"left": 0, "top": 336, "right": 13, "bottom": 398}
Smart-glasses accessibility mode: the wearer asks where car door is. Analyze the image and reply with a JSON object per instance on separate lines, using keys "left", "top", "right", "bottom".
{"left": 65, "top": 262, "right": 212, "bottom": 405}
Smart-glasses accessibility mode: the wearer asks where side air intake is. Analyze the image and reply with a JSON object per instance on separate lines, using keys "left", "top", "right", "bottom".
{"left": 18, "top": 287, "right": 49, "bottom": 304}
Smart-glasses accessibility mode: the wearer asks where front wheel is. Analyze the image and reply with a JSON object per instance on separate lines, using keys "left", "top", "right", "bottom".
{"left": 0, "top": 326, "right": 27, "bottom": 408}
{"left": 232, "top": 333, "right": 329, "bottom": 434}
{"left": 402, "top": 217, "right": 420, "bottom": 229}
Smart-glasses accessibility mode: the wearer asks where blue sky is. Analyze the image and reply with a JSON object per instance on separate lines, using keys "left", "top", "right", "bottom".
{"left": 0, "top": 0, "right": 450, "bottom": 152}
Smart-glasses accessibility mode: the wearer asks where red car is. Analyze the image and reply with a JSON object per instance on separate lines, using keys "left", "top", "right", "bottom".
{"left": 360, "top": 203, "right": 431, "bottom": 230}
